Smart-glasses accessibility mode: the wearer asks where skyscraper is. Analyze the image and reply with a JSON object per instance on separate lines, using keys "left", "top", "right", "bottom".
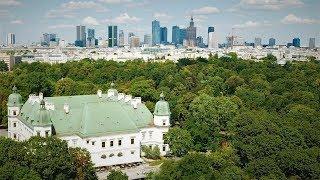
{"left": 269, "top": 38, "right": 276, "bottom": 47}
{"left": 7, "top": 33, "right": 15, "bottom": 46}
{"left": 208, "top": 27, "right": 218, "bottom": 49}
{"left": 143, "top": 34, "right": 152, "bottom": 46}
{"left": 172, "top": 26, "right": 180, "bottom": 45}
{"left": 128, "top": 32, "right": 135, "bottom": 46}
{"left": 108, "top": 25, "right": 118, "bottom": 47}
{"left": 179, "top": 28, "right": 187, "bottom": 45}
{"left": 130, "top": 36, "right": 140, "bottom": 48}
{"left": 42, "top": 33, "right": 57, "bottom": 46}
{"left": 118, "top": 30, "right": 124, "bottom": 47}
{"left": 254, "top": 37, "right": 262, "bottom": 47}
{"left": 160, "top": 27, "right": 168, "bottom": 44}
{"left": 293, "top": 38, "right": 300, "bottom": 48}
{"left": 75, "top": 25, "right": 86, "bottom": 47}
{"left": 309, "top": 38, "right": 315, "bottom": 49}
{"left": 186, "top": 16, "right": 197, "bottom": 47}
{"left": 87, "top": 29, "right": 95, "bottom": 47}
{"left": 152, "top": 20, "right": 161, "bottom": 46}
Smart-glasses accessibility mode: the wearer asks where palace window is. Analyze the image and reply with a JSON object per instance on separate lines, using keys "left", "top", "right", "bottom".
{"left": 163, "top": 145, "right": 166, "bottom": 152}
{"left": 162, "top": 120, "right": 166, "bottom": 126}
{"left": 86, "top": 140, "right": 90, "bottom": 144}
{"left": 13, "top": 110, "right": 17, "bottom": 116}
{"left": 110, "top": 140, "right": 114, "bottom": 147}
{"left": 142, "top": 132, "right": 146, "bottom": 139}
{"left": 131, "top": 151, "right": 135, "bottom": 155}
{"left": 13, "top": 133, "right": 16, "bottom": 139}
{"left": 13, "top": 122, "right": 16, "bottom": 127}
{"left": 102, "top": 142, "right": 106, "bottom": 148}
{"left": 149, "top": 131, "right": 153, "bottom": 139}
{"left": 45, "top": 131, "right": 49, "bottom": 137}
{"left": 92, "top": 141, "right": 95, "bottom": 145}
{"left": 118, "top": 139, "right": 122, "bottom": 146}
{"left": 131, "top": 138, "right": 135, "bottom": 145}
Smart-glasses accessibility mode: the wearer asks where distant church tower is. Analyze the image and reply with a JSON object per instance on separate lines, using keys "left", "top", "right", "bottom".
{"left": 153, "top": 93, "right": 171, "bottom": 127}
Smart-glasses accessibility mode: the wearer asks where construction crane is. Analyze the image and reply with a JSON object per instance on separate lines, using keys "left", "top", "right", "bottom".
{"left": 227, "top": 28, "right": 243, "bottom": 49}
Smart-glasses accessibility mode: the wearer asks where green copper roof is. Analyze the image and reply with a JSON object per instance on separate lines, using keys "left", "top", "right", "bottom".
{"left": 7, "top": 86, "right": 23, "bottom": 107}
{"left": 154, "top": 93, "right": 171, "bottom": 116}
{"left": 18, "top": 93, "right": 153, "bottom": 137}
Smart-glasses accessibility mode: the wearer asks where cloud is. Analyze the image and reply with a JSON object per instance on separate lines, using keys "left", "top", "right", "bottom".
{"left": 10, "top": 20, "right": 23, "bottom": 24}
{"left": 48, "top": 24, "right": 74, "bottom": 29}
{"left": 191, "top": 6, "right": 220, "bottom": 15}
{"left": 234, "top": 20, "right": 270, "bottom": 28}
{"left": 102, "top": 13, "right": 141, "bottom": 24}
{"left": 154, "top": 13, "right": 172, "bottom": 22}
{"left": 281, "top": 14, "right": 319, "bottom": 24}
{"left": 98, "top": 0, "right": 131, "bottom": 4}
{"left": 0, "top": 10, "right": 10, "bottom": 18}
{"left": 0, "top": 0, "right": 21, "bottom": 6}
{"left": 61, "top": 1, "right": 107, "bottom": 12}
{"left": 232, "top": 0, "right": 304, "bottom": 11}
{"left": 46, "top": 9, "right": 76, "bottom": 19}
{"left": 83, "top": 16, "right": 100, "bottom": 26}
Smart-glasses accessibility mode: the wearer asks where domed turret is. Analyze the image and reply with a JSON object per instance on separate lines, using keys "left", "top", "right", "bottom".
{"left": 33, "top": 100, "right": 51, "bottom": 126}
{"left": 154, "top": 93, "right": 171, "bottom": 116}
{"left": 7, "top": 86, "right": 23, "bottom": 107}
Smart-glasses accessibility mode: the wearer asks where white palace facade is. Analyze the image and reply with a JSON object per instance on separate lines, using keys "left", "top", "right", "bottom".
{"left": 7, "top": 85, "right": 170, "bottom": 167}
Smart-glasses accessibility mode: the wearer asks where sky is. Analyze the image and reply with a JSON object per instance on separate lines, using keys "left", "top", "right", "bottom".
{"left": 0, "top": 0, "right": 319, "bottom": 46}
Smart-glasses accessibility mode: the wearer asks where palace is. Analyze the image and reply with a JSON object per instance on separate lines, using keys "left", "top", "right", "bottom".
{"left": 7, "top": 84, "right": 170, "bottom": 167}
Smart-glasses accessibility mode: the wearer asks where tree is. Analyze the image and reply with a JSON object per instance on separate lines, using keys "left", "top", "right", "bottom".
{"left": 107, "top": 170, "right": 128, "bottom": 180}
{"left": 225, "top": 75, "right": 244, "bottom": 94}
{"left": 55, "top": 77, "right": 76, "bottom": 96}
{"left": 164, "top": 127, "right": 192, "bottom": 157}
{"left": 0, "top": 60, "right": 8, "bottom": 71}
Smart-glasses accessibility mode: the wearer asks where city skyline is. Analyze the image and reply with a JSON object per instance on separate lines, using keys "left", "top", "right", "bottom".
{"left": 0, "top": 0, "right": 319, "bottom": 46}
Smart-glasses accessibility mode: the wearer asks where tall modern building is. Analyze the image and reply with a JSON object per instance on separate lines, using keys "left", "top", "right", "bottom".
{"left": 7, "top": 33, "right": 15, "bottom": 46}
{"left": 309, "top": 38, "right": 316, "bottom": 49}
{"left": 292, "top": 38, "right": 300, "bottom": 48}
{"left": 172, "top": 26, "right": 180, "bottom": 45}
{"left": 179, "top": 28, "right": 187, "bottom": 45}
{"left": 143, "top": 34, "right": 152, "bottom": 46}
{"left": 186, "top": 16, "right": 197, "bottom": 47}
{"left": 152, "top": 20, "right": 161, "bottom": 46}
{"left": 42, "top": 33, "right": 57, "bottom": 46}
{"left": 118, "top": 30, "right": 124, "bottom": 47}
{"left": 75, "top": 25, "right": 86, "bottom": 47}
{"left": 86, "top": 29, "right": 96, "bottom": 47}
{"left": 254, "top": 37, "right": 262, "bottom": 47}
{"left": 128, "top": 32, "right": 135, "bottom": 46}
{"left": 269, "top": 38, "right": 276, "bottom": 47}
{"left": 160, "top": 27, "right": 168, "bottom": 44}
{"left": 108, "top": 26, "right": 118, "bottom": 47}
{"left": 208, "top": 27, "right": 218, "bottom": 49}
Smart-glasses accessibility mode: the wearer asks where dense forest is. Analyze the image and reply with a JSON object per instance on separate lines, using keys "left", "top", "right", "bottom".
{"left": 0, "top": 54, "right": 320, "bottom": 179}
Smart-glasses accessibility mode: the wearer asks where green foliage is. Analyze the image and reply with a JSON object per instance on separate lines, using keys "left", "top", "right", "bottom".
{"left": 0, "top": 137, "right": 97, "bottom": 180}
{"left": 0, "top": 60, "right": 8, "bottom": 71}
{"left": 164, "top": 127, "right": 192, "bottom": 157}
{"left": 107, "top": 169, "right": 128, "bottom": 180}
{"left": 142, "top": 145, "right": 161, "bottom": 160}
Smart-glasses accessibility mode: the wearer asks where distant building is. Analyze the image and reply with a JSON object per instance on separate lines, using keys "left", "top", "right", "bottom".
{"left": 0, "top": 53, "right": 21, "bottom": 71}
{"left": 172, "top": 26, "right": 180, "bottom": 45}
{"left": 118, "top": 30, "right": 124, "bottom": 47}
{"left": 186, "top": 16, "right": 197, "bottom": 47}
{"left": 42, "top": 33, "right": 57, "bottom": 47}
{"left": 254, "top": 37, "right": 262, "bottom": 48}
{"left": 7, "top": 85, "right": 170, "bottom": 167}
{"left": 87, "top": 29, "right": 96, "bottom": 47}
{"left": 75, "top": 25, "right": 86, "bottom": 47}
{"left": 293, "top": 38, "right": 300, "bottom": 48}
{"left": 160, "top": 27, "right": 168, "bottom": 44}
{"left": 196, "top": 36, "right": 205, "bottom": 47}
{"left": 128, "top": 32, "right": 135, "bottom": 46}
{"left": 143, "top": 34, "right": 152, "bottom": 46}
{"left": 130, "top": 36, "right": 140, "bottom": 48}
{"left": 208, "top": 27, "right": 218, "bottom": 49}
{"left": 269, "top": 38, "right": 276, "bottom": 47}
{"left": 7, "top": 33, "right": 16, "bottom": 46}
{"left": 179, "top": 28, "right": 187, "bottom": 45}
{"left": 152, "top": 20, "right": 161, "bottom": 46}
{"left": 309, "top": 38, "right": 316, "bottom": 49}
{"left": 108, "top": 26, "right": 118, "bottom": 47}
